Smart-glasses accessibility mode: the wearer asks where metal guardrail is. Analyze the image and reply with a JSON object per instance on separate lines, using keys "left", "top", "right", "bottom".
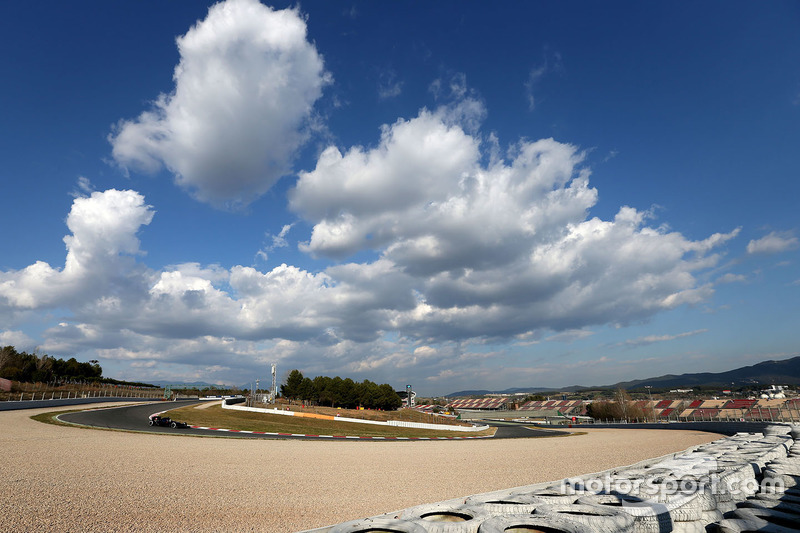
{"left": 2, "top": 390, "right": 163, "bottom": 402}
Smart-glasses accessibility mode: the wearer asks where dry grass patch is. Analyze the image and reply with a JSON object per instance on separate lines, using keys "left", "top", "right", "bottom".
{"left": 166, "top": 404, "right": 496, "bottom": 438}
{"left": 276, "top": 404, "right": 470, "bottom": 426}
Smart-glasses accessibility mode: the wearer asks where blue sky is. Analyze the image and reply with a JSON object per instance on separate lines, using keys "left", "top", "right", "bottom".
{"left": 1, "top": 0, "right": 798, "bottom": 396}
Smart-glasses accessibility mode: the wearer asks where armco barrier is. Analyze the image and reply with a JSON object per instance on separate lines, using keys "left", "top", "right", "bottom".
{"left": 0, "top": 396, "right": 166, "bottom": 412}
{"left": 300, "top": 423, "right": 800, "bottom": 533}
{"left": 221, "top": 401, "right": 489, "bottom": 432}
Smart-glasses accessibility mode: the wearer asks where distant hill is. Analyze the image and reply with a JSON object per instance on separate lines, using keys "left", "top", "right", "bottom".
{"left": 445, "top": 385, "right": 586, "bottom": 398}
{"left": 148, "top": 380, "right": 236, "bottom": 389}
{"left": 613, "top": 355, "right": 800, "bottom": 390}
{"left": 445, "top": 355, "right": 800, "bottom": 397}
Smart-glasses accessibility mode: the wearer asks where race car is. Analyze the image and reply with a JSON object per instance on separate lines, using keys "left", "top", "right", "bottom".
{"left": 148, "top": 415, "right": 189, "bottom": 429}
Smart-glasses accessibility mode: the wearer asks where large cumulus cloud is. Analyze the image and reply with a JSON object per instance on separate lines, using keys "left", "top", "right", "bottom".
{"left": 0, "top": 189, "right": 153, "bottom": 310}
{"left": 110, "top": 0, "right": 329, "bottom": 209}
{"left": 290, "top": 105, "right": 739, "bottom": 343}
{"left": 1, "top": 98, "right": 743, "bottom": 388}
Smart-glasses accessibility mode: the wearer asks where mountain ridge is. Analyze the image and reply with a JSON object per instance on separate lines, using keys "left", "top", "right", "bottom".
{"left": 445, "top": 354, "right": 800, "bottom": 397}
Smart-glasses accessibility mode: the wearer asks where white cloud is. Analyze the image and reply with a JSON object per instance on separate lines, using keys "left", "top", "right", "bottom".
{"left": 5, "top": 95, "right": 742, "bottom": 390}
{"left": 291, "top": 104, "right": 738, "bottom": 343}
{"left": 109, "top": 0, "right": 329, "bottom": 209}
{"left": 0, "top": 330, "right": 36, "bottom": 351}
{"left": 377, "top": 69, "right": 403, "bottom": 100}
{"left": 72, "top": 176, "right": 95, "bottom": 198}
{"left": 546, "top": 329, "right": 595, "bottom": 343}
{"left": 0, "top": 189, "right": 153, "bottom": 309}
{"left": 716, "top": 273, "right": 746, "bottom": 284}
{"left": 617, "top": 329, "right": 708, "bottom": 348}
{"left": 291, "top": 108, "right": 482, "bottom": 258}
{"left": 746, "top": 231, "right": 799, "bottom": 255}
{"left": 525, "top": 49, "right": 563, "bottom": 111}
{"left": 256, "top": 224, "right": 294, "bottom": 263}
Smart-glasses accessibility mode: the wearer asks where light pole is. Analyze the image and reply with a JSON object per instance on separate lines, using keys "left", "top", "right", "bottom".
{"left": 645, "top": 386, "right": 654, "bottom": 422}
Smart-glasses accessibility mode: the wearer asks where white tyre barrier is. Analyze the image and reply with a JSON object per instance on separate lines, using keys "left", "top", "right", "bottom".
{"left": 737, "top": 499, "right": 800, "bottom": 516}
{"left": 752, "top": 491, "right": 800, "bottom": 506}
{"left": 624, "top": 475, "right": 705, "bottom": 522}
{"left": 766, "top": 458, "right": 800, "bottom": 474}
{"left": 716, "top": 500, "right": 738, "bottom": 515}
{"left": 329, "top": 518, "right": 427, "bottom": 533}
{"left": 463, "top": 492, "right": 542, "bottom": 515}
{"left": 699, "top": 509, "right": 724, "bottom": 523}
{"left": 477, "top": 514, "right": 597, "bottom": 533}
{"left": 764, "top": 425, "right": 792, "bottom": 437}
{"left": 400, "top": 504, "right": 491, "bottom": 533}
{"left": 728, "top": 507, "right": 800, "bottom": 531}
{"left": 308, "top": 428, "right": 800, "bottom": 533}
{"left": 574, "top": 494, "right": 672, "bottom": 533}
{"left": 763, "top": 466, "right": 800, "bottom": 489}
{"left": 533, "top": 503, "right": 635, "bottom": 533}
{"left": 512, "top": 486, "right": 580, "bottom": 505}
{"left": 671, "top": 521, "right": 705, "bottom": 533}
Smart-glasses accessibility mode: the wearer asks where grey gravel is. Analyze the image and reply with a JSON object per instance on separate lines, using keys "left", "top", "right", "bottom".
{"left": 0, "top": 402, "right": 718, "bottom": 532}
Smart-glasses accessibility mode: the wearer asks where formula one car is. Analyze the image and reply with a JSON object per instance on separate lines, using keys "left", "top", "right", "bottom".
{"left": 148, "top": 415, "right": 189, "bottom": 429}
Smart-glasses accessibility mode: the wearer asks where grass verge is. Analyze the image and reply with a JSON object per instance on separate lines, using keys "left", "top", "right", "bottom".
{"left": 165, "top": 404, "right": 498, "bottom": 438}
{"left": 31, "top": 410, "right": 76, "bottom": 426}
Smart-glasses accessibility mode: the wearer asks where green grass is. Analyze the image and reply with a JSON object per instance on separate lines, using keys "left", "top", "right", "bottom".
{"left": 165, "top": 404, "right": 498, "bottom": 438}
{"left": 31, "top": 410, "right": 77, "bottom": 426}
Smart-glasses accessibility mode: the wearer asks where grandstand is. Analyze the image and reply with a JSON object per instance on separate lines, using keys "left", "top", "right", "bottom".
{"left": 517, "top": 399, "right": 585, "bottom": 417}
{"left": 448, "top": 398, "right": 509, "bottom": 410}
{"left": 447, "top": 392, "right": 800, "bottom": 422}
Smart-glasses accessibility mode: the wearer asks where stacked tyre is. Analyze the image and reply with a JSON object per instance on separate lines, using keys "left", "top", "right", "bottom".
{"left": 308, "top": 425, "right": 800, "bottom": 533}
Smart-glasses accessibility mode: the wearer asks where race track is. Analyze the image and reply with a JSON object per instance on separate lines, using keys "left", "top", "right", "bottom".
{"left": 58, "top": 400, "right": 568, "bottom": 440}
{"left": 2, "top": 402, "right": 719, "bottom": 532}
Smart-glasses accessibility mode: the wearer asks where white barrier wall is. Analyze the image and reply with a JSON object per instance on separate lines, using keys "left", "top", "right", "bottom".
{"left": 221, "top": 402, "right": 489, "bottom": 432}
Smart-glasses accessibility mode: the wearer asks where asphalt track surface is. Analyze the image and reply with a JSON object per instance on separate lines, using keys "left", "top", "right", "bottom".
{"left": 57, "top": 401, "right": 566, "bottom": 440}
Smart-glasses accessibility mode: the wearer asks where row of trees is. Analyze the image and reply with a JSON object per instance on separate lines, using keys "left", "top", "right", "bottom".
{"left": 281, "top": 369, "right": 402, "bottom": 411}
{"left": 1, "top": 346, "right": 102, "bottom": 383}
{"left": 585, "top": 389, "right": 655, "bottom": 421}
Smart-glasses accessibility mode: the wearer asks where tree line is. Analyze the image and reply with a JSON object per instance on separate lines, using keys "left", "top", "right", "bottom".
{"left": 280, "top": 369, "right": 402, "bottom": 411}
{"left": 0, "top": 345, "right": 153, "bottom": 388}
{"left": 585, "top": 388, "right": 656, "bottom": 422}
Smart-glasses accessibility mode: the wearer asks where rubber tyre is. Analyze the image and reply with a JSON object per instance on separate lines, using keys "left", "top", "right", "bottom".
{"left": 477, "top": 514, "right": 597, "bottom": 533}
{"left": 715, "top": 500, "right": 738, "bottom": 515}
{"left": 763, "top": 467, "right": 800, "bottom": 489}
{"left": 533, "top": 503, "right": 634, "bottom": 533}
{"left": 148, "top": 420, "right": 154, "bottom": 426}
{"left": 329, "top": 518, "right": 427, "bottom": 533}
{"left": 626, "top": 478, "right": 704, "bottom": 522}
{"left": 170, "top": 421, "right": 177, "bottom": 428}
{"left": 464, "top": 492, "right": 542, "bottom": 515}
{"left": 515, "top": 488, "right": 580, "bottom": 505}
{"left": 671, "top": 521, "right": 705, "bottom": 533}
{"left": 765, "top": 426, "right": 792, "bottom": 437}
{"left": 699, "top": 509, "right": 724, "bottom": 523}
{"left": 753, "top": 492, "right": 800, "bottom": 505}
{"left": 574, "top": 494, "right": 671, "bottom": 532}
{"left": 400, "top": 503, "right": 491, "bottom": 533}
{"left": 737, "top": 499, "right": 800, "bottom": 516}
{"left": 732, "top": 507, "right": 800, "bottom": 531}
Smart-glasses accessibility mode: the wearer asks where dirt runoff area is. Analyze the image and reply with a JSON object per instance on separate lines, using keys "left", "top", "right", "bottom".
{"left": 1, "top": 403, "right": 719, "bottom": 532}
